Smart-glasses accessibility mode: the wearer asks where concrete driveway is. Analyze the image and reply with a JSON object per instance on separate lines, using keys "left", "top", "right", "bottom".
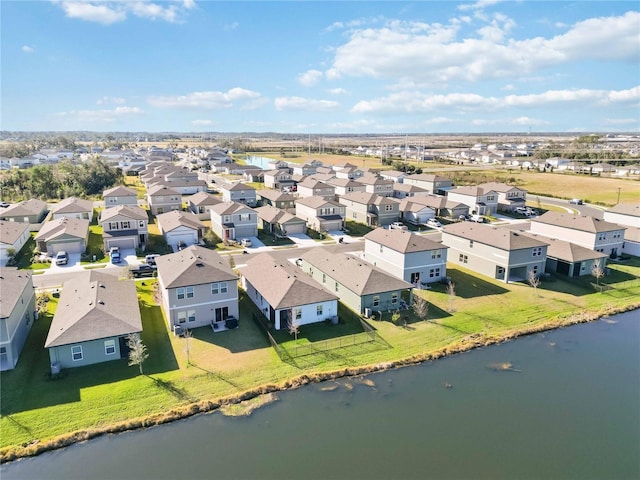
{"left": 286, "top": 233, "right": 317, "bottom": 246}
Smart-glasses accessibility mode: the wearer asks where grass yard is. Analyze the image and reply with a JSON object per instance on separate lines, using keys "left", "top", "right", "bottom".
{"left": 1, "top": 258, "right": 639, "bottom": 457}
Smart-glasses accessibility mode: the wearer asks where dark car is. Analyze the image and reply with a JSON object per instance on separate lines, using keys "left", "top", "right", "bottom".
{"left": 129, "top": 264, "right": 156, "bottom": 278}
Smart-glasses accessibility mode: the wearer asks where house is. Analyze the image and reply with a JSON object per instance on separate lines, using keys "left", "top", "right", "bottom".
{"left": 295, "top": 178, "right": 335, "bottom": 199}
{"left": 156, "top": 210, "right": 205, "bottom": 251}
{"left": 380, "top": 170, "right": 407, "bottom": 183}
{"left": 291, "top": 162, "right": 319, "bottom": 176}
{"left": 51, "top": 197, "right": 94, "bottom": 221}
{"left": 210, "top": 201, "right": 259, "bottom": 242}
{"left": 441, "top": 222, "right": 548, "bottom": 283}
{"left": 255, "top": 205, "right": 307, "bottom": 236}
{"left": 263, "top": 169, "right": 295, "bottom": 190}
{"left": 146, "top": 184, "right": 182, "bottom": 215}
{"left": 603, "top": 203, "right": 640, "bottom": 228}
{"left": 516, "top": 231, "right": 608, "bottom": 277}
{"left": 530, "top": 212, "right": 626, "bottom": 257}
{"left": 403, "top": 174, "right": 454, "bottom": 195}
{"left": 0, "top": 221, "right": 30, "bottom": 267}
{"left": 476, "top": 182, "right": 527, "bottom": 212}
{"left": 393, "top": 183, "right": 429, "bottom": 199}
{"left": 160, "top": 178, "right": 207, "bottom": 195}
{"left": 621, "top": 227, "right": 640, "bottom": 257}
{"left": 44, "top": 270, "right": 143, "bottom": 372}
{"left": 339, "top": 192, "right": 400, "bottom": 227}
{"left": 219, "top": 182, "right": 257, "bottom": 206}
{"left": 399, "top": 195, "right": 469, "bottom": 219}
{"left": 187, "top": 191, "right": 223, "bottom": 220}
{"left": 156, "top": 245, "right": 239, "bottom": 331}
{"left": 362, "top": 228, "right": 448, "bottom": 285}
{"left": 0, "top": 199, "right": 48, "bottom": 226}
{"left": 99, "top": 205, "right": 148, "bottom": 250}
{"left": 398, "top": 199, "right": 436, "bottom": 225}
{"left": 300, "top": 249, "right": 413, "bottom": 316}
{"left": 240, "top": 253, "right": 338, "bottom": 330}
{"left": 326, "top": 178, "right": 367, "bottom": 196}
{"left": 34, "top": 217, "right": 89, "bottom": 255}
{"left": 294, "top": 196, "right": 345, "bottom": 232}
{"left": 102, "top": 186, "right": 138, "bottom": 208}
{"left": 446, "top": 186, "right": 499, "bottom": 216}
{"left": 354, "top": 174, "right": 394, "bottom": 197}
{"left": 0, "top": 268, "right": 36, "bottom": 371}
{"left": 256, "top": 189, "right": 296, "bottom": 210}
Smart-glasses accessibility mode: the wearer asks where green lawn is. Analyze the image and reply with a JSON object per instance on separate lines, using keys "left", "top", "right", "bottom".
{"left": 1, "top": 258, "right": 639, "bottom": 457}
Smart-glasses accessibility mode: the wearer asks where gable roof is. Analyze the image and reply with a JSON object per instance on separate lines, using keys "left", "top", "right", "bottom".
{"left": 405, "top": 173, "right": 452, "bottom": 183}
{"left": 188, "top": 191, "right": 223, "bottom": 206}
{"left": 210, "top": 201, "right": 255, "bottom": 216}
{"left": 607, "top": 203, "right": 640, "bottom": 217}
{"left": 221, "top": 182, "right": 256, "bottom": 192}
{"left": 442, "top": 222, "right": 549, "bottom": 251}
{"left": 532, "top": 212, "right": 625, "bottom": 233}
{"left": 0, "top": 220, "right": 30, "bottom": 245}
{"left": 301, "top": 249, "right": 413, "bottom": 295}
{"left": 476, "top": 182, "right": 526, "bottom": 194}
{"left": 44, "top": 271, "right": 142, "bottom": 348}
{"left": 1, "top": 198, "right": 47, "bottom": 217}
{"left": 99, "top": 205, "right": 147, "bottom": 222}
{"left": 156, "top": 245, "right": 237, "bottom": 288}
{"left": 34, "top": 217, "right": 89, "bottom": 242}
{"left": 295, "top": 196, "right": 342, "bottom": 209}
{"left": 256, "top": 189, "right": 296, "bottom": 202}
{"left": 393, "top": 183, "right": 427, "bottom": 194}
{"left": 255, "top": 205, "right": 305, "bottom": 225}
{"left": 103, "top": 185, "right": 137, "bottom": 197}
{"left": 448, "top": 185, "right": 497, "bottom": 197}
{"left": 241, "top": 253, "right": 338, "bottom": 309}
{"left": 364, "top": 227, "right": 445, "bottom": 253}
{"left": 156, "top": 210, "right": 204, "bottom": 232}
{"left": 0, "top": 268, "right": 33, "bottom": 318}
{"left": 147, "top": 184, "right": 181, "bottom": 196}
{"left": 518, "top": 231, "right": 608, "bottom": 263}
{"left": 51, "top": 196, "right": 94, "bottom": 214}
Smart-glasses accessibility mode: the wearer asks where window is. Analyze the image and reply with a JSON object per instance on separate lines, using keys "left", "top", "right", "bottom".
{"left": 497, "top": 266, "right": 505, "bottom": 276}
{"left": 108, "top": 222, "right": 119, "bottom": 230}
{"left": 597, "top": 233, "right": 606, "bottom": 241}
{"left": 105, "top": 340, "right": 116, "bottom": 355}
{"left": 188, "top": 310, "right": 196, "bottom": 322}
{"left": 322, "top": 273, "right": 326, "bottom": 283}
{"left": 391, "top": 293, "right": 398, "bottom": 304}
{"left": 177, "top": 312, "right": 186, "bottom": 323}
{"left": 431, "top": 250, "right": 442, "bottom": 259}
{"left": 410, "top": 272, "right": 420, "bottom": 284}
{"left": 469, "top": 240, "right": 474, "bottom": 248}
{"left": 212, "top": 282, "right": 228, "bottom": 295}
{"left": 613, "top": 231, "right": 621, "bottom": 239}
{"left": 429, "top": 267, "right": 441, "bottom": 278}
{"left": 379, "top": 245, "right": 383, "bottom": 253}
{"left": 240, "top": 213, "right": 251, "bottom": 222}
{"left": 532, "top": 247, "right": 543, "bottom": 257}
{"left": 224, "top": 215, "right": 231, "bottom": 223}
{"left": 186, "top": 286, "right": 194, "bottom": 298}
{"left": 385, "top": 204, "right": 393, "bottom": 211}
{"left": 373, "top": 295, "right": 380, "bottom": 307}
{"left": 532, "top": 266, "right": 538, "bottom": 275}
{"left": 177, "top": 288, "right": 185, "bottom": 300}
{"left": 335, "top": 281, "right": 339, "bottom": 292}
{"left": 317, "top": 305, "right": 323, "bottom": 316}
{"left": 0, "top": 347, "right": 6, "bottom": 354}
{"left": 459, "top": 254, "right": 468, "bottom": 264}
{"left": 121, "top": 221, "right": 131, "bottom": 229}
{"left": 139, "top": 220, "right": 145, "bottom": 228}
{"left": 71, "top": 345, "right": 83, "bottom": 361}
{"left": 294, "top": 308, "right": 302, "bottom": 320}
{"left": 486, "top": 195, "right": 495, "bottom": 201}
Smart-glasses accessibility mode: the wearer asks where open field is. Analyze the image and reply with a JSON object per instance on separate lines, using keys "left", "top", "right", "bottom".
{"left": 2, "top": 258, "right": 639, "bottom": 459}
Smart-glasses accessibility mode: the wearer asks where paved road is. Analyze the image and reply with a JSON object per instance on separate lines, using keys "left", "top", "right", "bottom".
{"left": 534, "top": 195, "right": 604, "bottom": 219}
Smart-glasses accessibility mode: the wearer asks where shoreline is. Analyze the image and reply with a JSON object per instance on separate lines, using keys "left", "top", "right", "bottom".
{"left": 1, "top": 302, "right": 638, "bottom": 464}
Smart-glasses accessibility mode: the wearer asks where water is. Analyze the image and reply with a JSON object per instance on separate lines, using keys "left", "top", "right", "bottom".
{"left": 3, "top": 311, "right": 639, "bottom": 480}
{"left": 244, "top": 155, "right": 281, "bottom": 168}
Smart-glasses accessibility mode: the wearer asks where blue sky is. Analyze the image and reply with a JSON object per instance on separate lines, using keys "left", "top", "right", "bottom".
{"left": 2, "top": 1, "right": 639, "bottom": 133}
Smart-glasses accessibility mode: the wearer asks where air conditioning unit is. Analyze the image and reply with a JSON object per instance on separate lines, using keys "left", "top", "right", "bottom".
{"left": 364, "top": 308, "right": 372, "bottom": 318}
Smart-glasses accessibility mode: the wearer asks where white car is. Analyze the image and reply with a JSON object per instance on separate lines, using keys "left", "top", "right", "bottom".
{"left": 389, "top": 222, "right": 408, "bottom": 231}
{"left": 240, "top": 238, "right": 252, "bottom": 247}
{"left": 426, "top": 218, "right": 442, "bottom": 228}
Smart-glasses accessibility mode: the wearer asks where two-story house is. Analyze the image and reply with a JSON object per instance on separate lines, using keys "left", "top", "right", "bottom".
{"left": 530, "top": 212, "right": 626, "bottom": 258}
{"left": 295, "top": 178, "right": 335, "bottom": 199}
{"left": 256, "top": 189, "right": 296, "bottom": 210}
{"left": 355, "top": 174, "right": 394, "bottom": 197}
{"left": 603, "top": 203, "right": 640, "bottom": 257}
{"left": 403, "top": 174, "right": 454, "bottom": 195}
{"left": 294, "top": 196, "right": 345, "bottom": 232}
{"left": 339, "top": 192, "right": 400, "bottom": 227}
{"left": 379, "top": 170, "right": 407, "bottom": 183}
{"left": 99, "top": 205, "right": 148, "bottom": 250}
{"left": 210, "top": 201, "right": 259, "bottom": 242}
{"left": 102, "top": 186, "right": 138, "bottom": 209}
{"left": 240, "top": 253, "right": 338, "bottom": 331}
{"left": 263, "top": 169, "right": 295, "bottom": 191}
{"left": 326, "top": 178, "right": 367, "bottom": 196}
{"left": 188, "top": 191, "right": 223, "bottom": 220}
{"left": 441, "top": 222, "right": 549, "bottom": 283}
{"left": 51, "top": 197, "right": 94, "bottom": 221}
{"left": 146, "top": 184, "right": 182, "bottom": 215}
{"left": 219, "top": 182, "right": 257, "bottom": 207}
{"left": 446, "top": 186, "right": 499, "bottom": 216}
{"left": 392, "top": 183, "right": 429, "bottom": 199}
{"left": 156, "top": 210, "right": 205, "bottom": 251}
{"left": 156, "top": 246, "right": 239, "bottom": 331}
{"left": 362, "top": 228, "right": 448, "bottom": 285}
{"left": 0, "top": 268, "right": 36, "bottom": 371}
{"left": 255, "top": 205, "right": 307, "bottom": 236}
{"left": 477, "top": 182, "right": 527, "bottom": 213}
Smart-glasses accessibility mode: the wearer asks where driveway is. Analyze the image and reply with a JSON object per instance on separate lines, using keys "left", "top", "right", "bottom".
{"left": 47, "top": 252, "right": 82, "bottom": 272}
{"left": 286, "top": 233, "right": 318, "bottom": 247}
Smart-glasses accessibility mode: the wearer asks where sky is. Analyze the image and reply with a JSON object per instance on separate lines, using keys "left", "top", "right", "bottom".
{"left": 1, "top": 1, "right": 639, "bottom": 134}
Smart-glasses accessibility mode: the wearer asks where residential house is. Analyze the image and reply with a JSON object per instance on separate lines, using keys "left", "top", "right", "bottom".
{"left": 240, "top": 253, "right": 338, "bottom": 330}
{"left": 0, "top": 221, "right": 30, "bottom": 267}
{"left": 0, "top": 268, "right": 36, "bottom": 371}
{"left": 398, "top": 198, "right": 436, "bottom": 225}
{"left": 187, "top": 191, "right": 223, "bottom": 220}
{"left": 379, "top": 170, "right": 407, "bottom": 183}
{"left": 34, "top": 217, "right": 89, "bottom": 255}
{"left": 441, "top": 223, "right": 548, "bottom": 283}
{"left": 355, "top": 174, "right": 394, "bottom": 197}
{"left": 530, "top": 212, "right": 626, "bottom": 257}
{"left": 263, "top": 169, "right": 295, "bottom": 190}
{"left": 99, "top": 205, "right": 148, "bottom": 250}
{"left": 255, "top": 205, "right": 307, "bottom": 236}
{"left": 603, "top": 203, "right": 640, "bottom": 228}
{"left": 393, "top": 183, "right": 429, "bottom": 199}
{"left": 403, "top": 174, "right": 454, "bottom": 195}
{"left": 219, "top": 182, "right": 257, "bottom": 207}
{"left": 160, "top": 178, "right": 207, "bottom": 195}
{"left": 44, "top": 270, "right": 143, "bottom": 372}
{"left": 399, "top": 195, "right": 468, "bottom": 219}
{"left": 300, "top": 249, "right": 413, "bottom": 316}
{"left": 210, "top": 201, "right": 259, "bottom": 242}
{"left": 102, "top": 186, "right": 139, "bottom": 209}
{"left": 362, "top": 228, "right": 448, "bottom": 285}
{"left": 146, "top": 184, "right": 182, "bottom": 215}
{"left": 156, "top": 246, "right": 239, "bottom": 331}
{"left": 476, "top": 182, "right": 527, "bottom": 212}
{"left": 291, "top": 162, "right": 319, "bottom": 176}
{"left": 256, "top": 189, "right": 296, "bottom": 210}
{"left": 446, "top": 186, "right": 499, "bottom": 216}
{"left": 620, "top": 227, "right": 640, "bottom": 257}
{"left": 0, "top": 199, "right": 48, "bottom": 227}
{"left": 51, "top": 197, "right": 94, "bottom": 221}
{"left": 296, "top": 178, "right": 335, "bottom": 199}
{"left": 339, "top": 192, "right": 400, "bottom": 227}
{"left": 326, "top": 178, "right": 367, "bottom": 196}
{"left": 156, "top": 210, "right": 205, "bottom": 251}
{"left": 294, "top": 196, "right": 345, "bottom": 232}
{"left": 242, "top": 166, "right": 265, "bottom": 183}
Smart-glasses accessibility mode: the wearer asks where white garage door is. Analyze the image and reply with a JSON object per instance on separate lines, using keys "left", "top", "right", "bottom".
{"left": 169, "top": 233, "right": 197, "bottom": 248}
{"left": 49, "top": 241, "right": 84, "bottom": 255}
{"left": 106, "top": 238, "right": 136, "bottom": 250}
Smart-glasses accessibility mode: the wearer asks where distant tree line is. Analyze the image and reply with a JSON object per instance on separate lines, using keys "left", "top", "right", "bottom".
{"left": 0, "top": 159, "right": 121, "bottom": 201}
{"left": 533, "top": 151, "right": 630, "bottom": 161}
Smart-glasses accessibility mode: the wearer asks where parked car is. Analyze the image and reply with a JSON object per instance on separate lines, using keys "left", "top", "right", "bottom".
{"left": 389, "top": 221, "right": 408, "bottom": 231}
{"left": 458, "top": 214, "right": 470, "bottom": 221}
{"left": 0, "top": 201, "right": 9, "bottom": 208}
{"left": 177, "top": 241, "right": 187, "bottom": 251}
{"left": 569, "top": 198, "right": 583, "bottom": 205}
{"left": 109, "top": 246, "right": 121, "bottom": 264}
{"left": 145, "top": 254, "right": 160, "bottom": 265}
{"left": 470, "top": 215, "right": 485, "bottom": 223}
{"left": 426, "top": 218, "right": 443, "bottom": 228}
{"left": 129, "top": 264, "right": 156, "bottom": 278}
{"left": 240, "top": 238, "right": 252, "bottom": 247}
{"left": 55, "top": 251, "right": 69, "bottom": 266}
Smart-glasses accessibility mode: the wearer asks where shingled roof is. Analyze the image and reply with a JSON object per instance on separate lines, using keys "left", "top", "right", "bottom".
{"left": 156, "top": 245, "right": 237, "bottom": 289}
{"left": 364, "top": 227, "right": 445, "bottom": 254}
{"left": 532, "top": 212, "right": 625, "bottom": 233}
{"left": 442, "top": 222, "right": 548, "bottom": 251}
{"left": 0, "top": 268, "right": 32, "bottom": 319}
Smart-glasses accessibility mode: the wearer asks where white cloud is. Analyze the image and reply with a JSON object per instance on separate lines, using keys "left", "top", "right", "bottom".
{"left": 224, "top": 21, "right": 239, "bottom": 31}
{"left": 55, "top": 2, "right": 126, "bottom": 25}
{"left": 602, "top": 118, "right": 638, "bottom": 125}
{"left": 53, "top": 1, "right": 195, "bottom": 24}
{"left": 274, "top": 96, "right": 341, "bottom": 112}
{"left": 457, "top": 0, "right": 502, "bottom": 12}
{"left": 21, "top": 45, "right": 35, "bottom": 53}
{"left": 148, "top": 88, "right": 262, "bottom": 109}
{"left": 191, "top": 119, "right": 215, "bottom": 126}
{"left": 96, "top": 96, "right": 126, "bottom": 105}
{"left": 297, "top": 69, "right": 323, "bottom": 86}
{"left": 56, "top": 106, "right": 143, "bottom": 123}
{"left": 327, "top": 88, "right": 349, "bottom": 95}
{"left": 512, "top": 116, "right": 549, "bottom": 126}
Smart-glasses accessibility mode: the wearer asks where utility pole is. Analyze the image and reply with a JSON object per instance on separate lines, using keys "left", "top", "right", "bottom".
{"left": 617, "top": 187, "right": 621, "bottom": 205}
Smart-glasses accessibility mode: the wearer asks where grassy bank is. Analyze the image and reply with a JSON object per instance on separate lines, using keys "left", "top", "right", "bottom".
{"left": 1, "top": 258, "right": 639, "bottom": 461}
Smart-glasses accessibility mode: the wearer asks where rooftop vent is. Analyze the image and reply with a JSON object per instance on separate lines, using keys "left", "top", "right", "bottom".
{"left": 98, "top": 300, "right": 105, "bottom": 305}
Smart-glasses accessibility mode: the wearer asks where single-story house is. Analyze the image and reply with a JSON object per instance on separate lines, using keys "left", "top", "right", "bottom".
{"left": 0, "top": 221, "right": 30, "bottom": 267}
{"left": 34, "top": 217, "right": 89, "bottom": 255}
{"left": 255, "top": 205, "right": 307, "bottom": 236}
{"left": 156, "top": 210, "right": 205, "bottom": 251}
{"left": 0, "top": 268, "right": 36, "bottom": 371}
{"left": 0, "top": 199, "right": 48, "bottom": 227}
{"left": 51, "top": 197, "right": 94, "bottom": 221}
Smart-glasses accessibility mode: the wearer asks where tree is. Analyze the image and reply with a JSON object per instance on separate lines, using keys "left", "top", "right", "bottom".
{"left": 183, "top": 329, "right": 193, "bottom": 366}
{"left": 447, "top": 281, "right": 456, "bottom": 313}
{"left": 5, "top": 248, "right": 17, "bottom": 266}
{"left": 412, "top": 295, "right": 429, "bottom": 321}
{"left": 591, "top": 262, "right": 605, "bottom": 292}
{"left": 126, "top": 333, "right": 148, "bottom": 375}
{"left": 528, "top": 269, "right": 541, "bottom": 298}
